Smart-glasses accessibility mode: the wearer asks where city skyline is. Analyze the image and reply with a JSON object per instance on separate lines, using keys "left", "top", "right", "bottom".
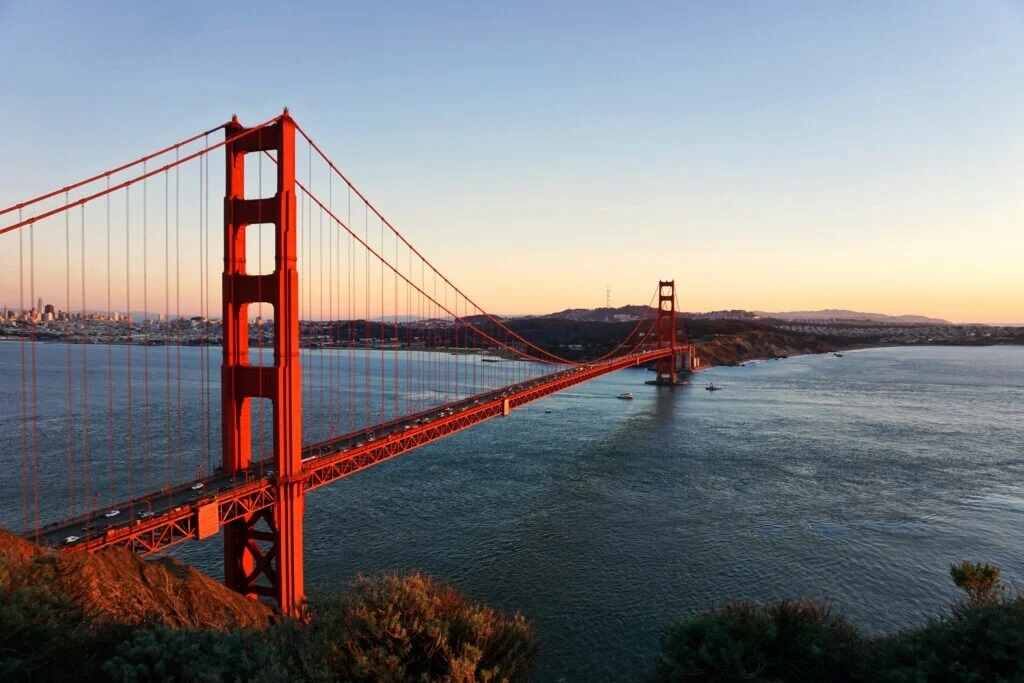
{"left": 2, "top": 2, "right": 1022, "bottom": 323}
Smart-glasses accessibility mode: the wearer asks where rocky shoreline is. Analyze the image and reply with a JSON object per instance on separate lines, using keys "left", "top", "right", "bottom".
{"left": 693, "top": 329, "right": 840, "bottom": 367}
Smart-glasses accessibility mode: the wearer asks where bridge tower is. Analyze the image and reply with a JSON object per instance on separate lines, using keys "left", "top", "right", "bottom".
{"left": 653, "top": 280, "right": 681, "bottom": 385}
{"left": 221, "top": 111, "right": 304, "bottom": 615}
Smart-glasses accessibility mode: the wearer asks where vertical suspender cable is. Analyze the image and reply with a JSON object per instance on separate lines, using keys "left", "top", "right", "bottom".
{"left": 328, "top": 170, "right": 335, "bottom": 437}
{"left": 394, "top": 232, "right": 398, "bottom": 417}
{"left": 336, "top": 183, "right": 343, "bottom": 435}
{"left": 204, "top": 138, "right": 212, "bottom": 475}
{"left": 164, "top": 168, "right": 171, "bottom": 498}
{"left": 125, "top": 186, "right": 134, "bottom": 506}
{"left": 306, "top": 140, "right": 312, "bottom": 426}
{"left": 175, "top": 149, "right": 182, "bottom": 486}
{"left": 81, "top": 204, "right": 90, "bottom": 518}
{"left": 307, "top": 138, "right": 313, "bottom": 437}
{"left": 406, "top": 247, "right": 412, "bottom": 410}
{"left": 18, "top": 210, "right": 27, "bottom": 531}
{"left": 66, "top": 192, "right": 74, "bottom": 515}
{"left": 364, "top": 202, "right": 369, "bottom": 426}
{"left": 433, "top": 271, "right": 438, "bottom": 404}
{"left": 319, "top": 185, "right": 325, "bottom": 442}
{"left": 420, "top": 260, "right": 425, "bottom": 411}
{"left": 379, "top": 217, "right": 385, "bottom": 420}
{"left": 200, "top": 139, "right": 209, "bottom": 475}
{"left": 30, "top": 217, "right": 39, "bottom": 539}
{"left": 199, "top": 147, "right": 209, "bottom": 476}
{"left": 143, "top": 161, "right": 150, "bottom": 496}
{"left": 106, "top": 178, "right": 113, "bottom": 510}
{"left": 405, "top": 247, "right": 411, "bottom": 410}
{"left": 348, "top": 186, "right": 353, "bottom": 433}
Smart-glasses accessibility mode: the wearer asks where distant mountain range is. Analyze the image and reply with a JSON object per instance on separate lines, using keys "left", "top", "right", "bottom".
{"left": 755, "top": 309, "right": 951, "bottom": 325}
{"left": 533, "top": 305, "right": 951, "bottom": 326}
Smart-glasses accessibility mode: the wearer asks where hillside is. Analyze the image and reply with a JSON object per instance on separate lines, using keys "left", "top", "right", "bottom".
{"left": 0, "top": 528, "right": 271, "bottom": 630}
{"left": 500, "top": 314, "right": 839, "bottom": 365}
{"left": 755, "top": 309, "right": 950, "bottom": 324}
{"left": 534, "top": 304, "right": 951, "bottom": 326}
{"left": 694, "top": 328, "right": 838, "bottom": 365}
{"left": 539, "top": 305, "right": 655, "bottom": 322}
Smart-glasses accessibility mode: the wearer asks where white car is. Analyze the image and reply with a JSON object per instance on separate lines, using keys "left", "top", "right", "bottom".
{"left": 138, "top": 510, "right": 155, "bottom": 519}
{"left": 191, "top": 482, "right": 205, "bottom": 491}
{"left": 63, "top": 535, "right": 80, "bottom": 545}
{"left": 104, "top": 509, "right": 120, "bottom": 518}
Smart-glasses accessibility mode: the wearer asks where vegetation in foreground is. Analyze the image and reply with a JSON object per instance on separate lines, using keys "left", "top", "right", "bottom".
{"left": 4, "top": 522, "right": 1023, "bottom": 683}
{"left": 0, "top": 527, "right": 535, "bottom": 681}
{"left": 0, "top": 569, "right": 536, "bottom": 682}
{"left": 655, "top": 561, "right": 1024, "bottom": 682}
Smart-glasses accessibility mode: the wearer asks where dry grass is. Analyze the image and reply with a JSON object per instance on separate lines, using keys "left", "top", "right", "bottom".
{"left": 0, "top": 527, "right": 271, "bottom": 630}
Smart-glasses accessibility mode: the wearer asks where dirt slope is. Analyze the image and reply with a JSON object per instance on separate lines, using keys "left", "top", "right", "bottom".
{"left": 0, "top": 528, "right": 272, "bottom": 630}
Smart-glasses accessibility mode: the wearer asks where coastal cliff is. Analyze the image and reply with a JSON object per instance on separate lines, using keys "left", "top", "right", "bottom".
{"left": 694, "top": 329, "right": 839, "bottom": 366}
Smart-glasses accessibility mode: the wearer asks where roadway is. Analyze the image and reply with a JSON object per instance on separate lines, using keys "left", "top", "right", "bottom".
{"left": 33, "top": 348, "right": 673, "bottom": 553}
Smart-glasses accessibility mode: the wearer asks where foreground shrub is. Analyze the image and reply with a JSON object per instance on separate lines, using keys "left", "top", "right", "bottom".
{"left": 655, "top": 562, "right": 1024, "bottom": 683}
{"left": 950, "top": 560, "right": 1005, "bottom": 609}
{"left": 0, "top": 584, "right": 98, "bottom": 681}
{"left": 100, "top": 627, "right": 286, "bottom": 682}
{"left": 655, "top": 598, "right": 863, "bottom": 682}
{"left": 0, "top": 567, "right": 535, "bottom": 682}
{"left": 872, "top": 596, "right": 1024, "bottom": 683}
{"left": 302, "top": 572, "right": 536, "bottom": 683}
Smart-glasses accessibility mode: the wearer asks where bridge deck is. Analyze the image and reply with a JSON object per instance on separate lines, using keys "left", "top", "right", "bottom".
{"left": 35, "top": 348, "right": 673, "bottom": 555}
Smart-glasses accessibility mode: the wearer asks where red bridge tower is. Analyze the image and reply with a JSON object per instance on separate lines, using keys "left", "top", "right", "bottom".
{"left": 653, "top": 280, "right": 679, "bottom": 384}
{"left": 650, "top": 279, "right": 698, "bottom": 383}
{"left": 221, "top": 111, "right": 304, "bottom": 615}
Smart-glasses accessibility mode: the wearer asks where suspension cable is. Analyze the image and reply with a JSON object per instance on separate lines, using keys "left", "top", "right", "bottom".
{"left": 0, "top": 123, "right": 226, "bottom": 218}
{"left": 291, "top": 121, "right": 583, "bottom": 366}
{"left": 1, "top": 116, "right": 281, "bottom": 236}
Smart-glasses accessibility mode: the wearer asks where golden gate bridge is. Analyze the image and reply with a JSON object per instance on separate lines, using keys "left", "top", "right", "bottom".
{"left": 0, "top": 110, "right": 698, "bottom": 615}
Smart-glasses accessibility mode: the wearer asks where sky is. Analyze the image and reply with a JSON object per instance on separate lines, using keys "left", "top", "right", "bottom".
{"left": 1, "top": 1, "right": 1022, "bottom": 323}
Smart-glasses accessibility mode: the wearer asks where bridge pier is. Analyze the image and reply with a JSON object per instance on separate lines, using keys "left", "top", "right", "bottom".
{"left": 222, "top": 110, "right": 304, "bottom": 616}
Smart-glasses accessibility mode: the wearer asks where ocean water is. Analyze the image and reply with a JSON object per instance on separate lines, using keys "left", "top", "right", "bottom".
{"left": 2, "top": 343, "right": 1023, "bottom": 680}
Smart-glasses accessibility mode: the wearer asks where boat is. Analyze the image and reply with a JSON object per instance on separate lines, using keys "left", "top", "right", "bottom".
{"left": 616, "top": 392, "right": 634, "bottom": 400}
{"left": 481, "top": 357, "right": 501, "bottom": 363}
{"left": 833, "top": 352, "right": 844, "bottom": 358}
{"left": 705, "top": 383, "right": 722, "bottom": 392}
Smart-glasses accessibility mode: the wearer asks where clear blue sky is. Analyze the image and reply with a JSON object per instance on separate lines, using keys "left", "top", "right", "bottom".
{"left": 2, "top": 1, "right": 1021, "bottom": 322}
